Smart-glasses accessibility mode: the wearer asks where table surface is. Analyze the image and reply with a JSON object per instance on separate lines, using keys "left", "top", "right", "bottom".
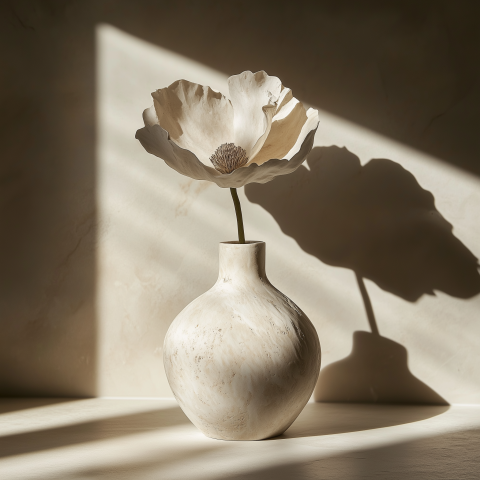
{"left": 1, "top": 398, "right": 479, "bottom": 480}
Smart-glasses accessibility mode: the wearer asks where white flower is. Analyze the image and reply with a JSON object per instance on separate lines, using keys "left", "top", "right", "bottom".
{"left": 135, "top": 71, "right": 319, "bottom": 188}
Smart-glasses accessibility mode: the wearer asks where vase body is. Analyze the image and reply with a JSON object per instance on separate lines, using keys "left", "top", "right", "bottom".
{"left": 163, "top": 241, "right": 321, "bottom": 440}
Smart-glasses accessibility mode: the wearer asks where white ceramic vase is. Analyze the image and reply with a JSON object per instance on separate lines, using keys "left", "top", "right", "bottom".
{"left": 163, "top": 241, "right": 321, "bottom": 440}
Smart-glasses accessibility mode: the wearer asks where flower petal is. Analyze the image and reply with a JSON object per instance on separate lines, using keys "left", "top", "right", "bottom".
{"left": 209, "top": 120, "right": 319, "bottom": 188}
{"left": 248, "top": 93, "right": 309, "bottom": 166}
{"left": 283, "top": 107, "right": 319, "bottom": 161}
{"left": 228, "top": 71, "right": 282, "bottom": 159}
{"left": 136, "top": 77, "right": 319, "bottom": 189}
{"left": 136, "top": 111, "right": 221, "bottom": 181}
{"left": 152, "top": 80, "right": 234, "bottom": 164}
{"left": 142, "top": 105, "right": 160, "bottom": 127}
{"left": 136, "top": 113, "right": 318, "bottom": 189}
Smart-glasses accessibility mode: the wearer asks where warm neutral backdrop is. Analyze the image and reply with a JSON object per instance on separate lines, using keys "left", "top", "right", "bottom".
{"left": 1, "top": 1, "right": 479, "bottom": 404}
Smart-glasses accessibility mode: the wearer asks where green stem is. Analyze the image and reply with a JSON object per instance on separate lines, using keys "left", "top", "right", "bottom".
{"left": 230, "top": 188, "right": 245, "bottom": 244}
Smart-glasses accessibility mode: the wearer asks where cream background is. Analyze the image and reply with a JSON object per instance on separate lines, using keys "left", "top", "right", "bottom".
{"left": 1, "top": 2, "right": 479, "bottom": 404}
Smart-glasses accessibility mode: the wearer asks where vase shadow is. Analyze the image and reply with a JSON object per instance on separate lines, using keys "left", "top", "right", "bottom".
{"left": 314, "top": 330, "right": 447, "bottom": 405}
{"left": 314, "top": 272, "right": 447, "bottom": 405}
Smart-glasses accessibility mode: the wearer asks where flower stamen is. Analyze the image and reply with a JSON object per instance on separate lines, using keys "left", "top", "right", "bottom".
{"left": 210, "top": 143, "right": 248, "bottom": 174}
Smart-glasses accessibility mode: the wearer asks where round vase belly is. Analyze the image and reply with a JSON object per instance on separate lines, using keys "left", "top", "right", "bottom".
{"left": 163, "top": 241, "right": 321, "bottom": 440}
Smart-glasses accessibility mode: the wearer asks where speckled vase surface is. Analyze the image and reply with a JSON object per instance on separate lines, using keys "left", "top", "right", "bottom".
{"left": 163, "top": 241, "right": 321, "bottom": 440}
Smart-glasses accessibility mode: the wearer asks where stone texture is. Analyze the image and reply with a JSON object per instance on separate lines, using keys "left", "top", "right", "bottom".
{"left": 164, "top": 242, "right": 321, "bottom": 440}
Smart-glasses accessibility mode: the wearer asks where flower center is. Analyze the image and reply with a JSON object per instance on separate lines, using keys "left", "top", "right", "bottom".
{"left": 210, "top": 143, "right": 248, "bottom": 174}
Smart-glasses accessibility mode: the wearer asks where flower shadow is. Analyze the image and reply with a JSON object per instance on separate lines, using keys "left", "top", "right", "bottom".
{"left": 245, "top": 146, "right": 480, "bottom": 406}
{"left": 246, "top": 146, "right": 480, "bottom": 302}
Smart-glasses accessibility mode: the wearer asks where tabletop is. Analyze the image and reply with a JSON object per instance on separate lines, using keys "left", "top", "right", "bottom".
{"left": 1, "top": 398, "right": 479, "bottom": 479}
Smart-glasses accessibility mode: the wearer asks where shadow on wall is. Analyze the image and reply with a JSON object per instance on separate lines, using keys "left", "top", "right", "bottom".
{"left": 0, "top": 2, "right": 97, "bottom": 397}
{"left": 247, "top": 147, "right": 480, "bottom": 302}
{"left": 245, "top": 146, "right": 480, "bottom": 404}
{"left": 316, "top": 273, "right": 447, "bottom": 404}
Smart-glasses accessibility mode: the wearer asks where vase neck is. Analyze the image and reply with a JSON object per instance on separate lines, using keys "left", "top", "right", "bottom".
{"left": 218, "top": 241, "right": 268, "bottom": 285}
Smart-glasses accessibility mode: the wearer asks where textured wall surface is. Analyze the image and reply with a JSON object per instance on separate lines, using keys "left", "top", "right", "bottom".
{"left": 1, "top": 1, "right": 480, "bottom": 403}
{"left": 0, "top": 1, "right": 97, "bottom": 396}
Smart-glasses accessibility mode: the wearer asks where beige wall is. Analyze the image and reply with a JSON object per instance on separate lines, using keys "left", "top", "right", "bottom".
{"left": 0, "top": 1, "right": 97, "bottom": 396}
{"left": 2, "top": 1, "right": 480, "bottom": 403}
